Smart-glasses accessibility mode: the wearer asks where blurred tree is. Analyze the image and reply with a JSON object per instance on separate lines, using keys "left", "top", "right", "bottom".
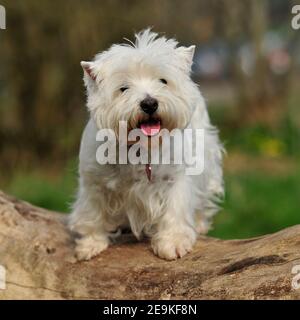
{"left": 0, "top": 0, "right": 297, "bottom": 174}
{"left": 220, "top": 0, "right": 298, "bottom": 127}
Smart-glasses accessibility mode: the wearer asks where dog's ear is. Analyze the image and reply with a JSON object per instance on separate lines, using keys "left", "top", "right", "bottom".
{"left": 81, "top": 61, "right": 97, "bottom": 81}
{"left": 176, "top": 45, "right": 195, "bottom": 71}
{"left": 80, "top": 61, "right": 96, "bottom": 81}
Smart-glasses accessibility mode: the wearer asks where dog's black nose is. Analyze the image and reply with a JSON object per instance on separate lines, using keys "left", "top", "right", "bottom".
{"left": 140, "top": 96, "right": 158, "bottom": 115}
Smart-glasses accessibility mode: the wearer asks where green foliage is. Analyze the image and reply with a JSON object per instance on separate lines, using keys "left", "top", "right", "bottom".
{"left": 209, "top": 99, "right": 300, "bottom": 158}
{"left": 206, "top": 99, "right": 300, "bottom": 239}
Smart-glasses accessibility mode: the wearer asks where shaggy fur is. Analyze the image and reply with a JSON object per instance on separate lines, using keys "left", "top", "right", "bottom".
{"left": 69, "top": 29, "right": 224, "bottom": 261}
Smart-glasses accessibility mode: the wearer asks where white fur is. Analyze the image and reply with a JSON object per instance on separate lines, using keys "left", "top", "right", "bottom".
{"left": 69, "top": 29, "right": 224, "bottom": 261}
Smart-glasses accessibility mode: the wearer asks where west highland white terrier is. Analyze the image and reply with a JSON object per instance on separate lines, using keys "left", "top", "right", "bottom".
{"left": 69, "top": 29, "right": 224, "bottom": 261}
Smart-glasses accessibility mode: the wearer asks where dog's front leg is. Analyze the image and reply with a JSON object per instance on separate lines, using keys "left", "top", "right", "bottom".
{"left": 151, "top": 177, "right": 197, "bottom": 260}
{"left": 69, "top": 185, "right": 110, "bottom": 261}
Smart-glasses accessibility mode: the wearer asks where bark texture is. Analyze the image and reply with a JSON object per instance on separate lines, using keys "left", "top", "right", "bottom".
{"left": 0, "top": 190, "right": 300, "bottom": 300}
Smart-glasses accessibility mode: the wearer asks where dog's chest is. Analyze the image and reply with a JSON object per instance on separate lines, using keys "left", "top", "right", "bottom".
{"left": 121, "top": 164, "right": 178, "bottom": 185}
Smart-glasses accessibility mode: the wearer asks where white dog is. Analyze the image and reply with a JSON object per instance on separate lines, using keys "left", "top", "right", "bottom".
{"left": 69, "top": 29, "right": 223, "bottom": 261}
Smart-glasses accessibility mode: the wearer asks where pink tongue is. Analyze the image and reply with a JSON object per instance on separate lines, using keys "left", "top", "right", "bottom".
{"left": 140, "top": 122, "right": 161, "bottom": 136}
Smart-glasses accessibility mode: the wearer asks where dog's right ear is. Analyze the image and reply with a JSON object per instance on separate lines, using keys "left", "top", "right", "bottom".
{"left": 81, "top": 61, "right": 97, "bottom": 81}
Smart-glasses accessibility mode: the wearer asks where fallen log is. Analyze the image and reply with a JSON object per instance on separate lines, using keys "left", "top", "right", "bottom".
{"left": 0, "top": 190, "right": 299, "bottom": 299}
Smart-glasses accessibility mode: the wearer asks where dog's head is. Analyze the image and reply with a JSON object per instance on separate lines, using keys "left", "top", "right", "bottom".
{"left": 81, "top": 29, "right": 200, "bottom": 138}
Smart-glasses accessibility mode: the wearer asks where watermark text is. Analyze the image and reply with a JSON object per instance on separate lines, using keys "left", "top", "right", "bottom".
{"left": 95, "top": 121, "right": 205, "bottom": 176}
{"left": 0, "top": 265, "right": 6, "bottom": 290}
{"left": 292, "top": 5, "right": 300, "bottom": 30}
{"left": 0, "top": 5, "right": 6, "bottom": 30}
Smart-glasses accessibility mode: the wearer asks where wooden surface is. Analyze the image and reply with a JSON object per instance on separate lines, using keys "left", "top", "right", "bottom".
{"left": 0, "top": 191, "right": 300, "bottom": 299}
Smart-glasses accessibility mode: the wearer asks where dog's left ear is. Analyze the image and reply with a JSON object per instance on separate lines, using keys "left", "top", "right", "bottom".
{"left": 176, "top": 45, "right": 195, "bottom": 71}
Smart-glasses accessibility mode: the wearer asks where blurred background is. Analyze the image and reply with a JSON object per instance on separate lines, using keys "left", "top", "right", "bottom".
{"left": 0, "top": 0, "right": 299, "bottom": 239}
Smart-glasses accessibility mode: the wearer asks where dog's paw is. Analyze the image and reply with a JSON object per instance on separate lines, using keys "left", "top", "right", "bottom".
{"left": 75, "top": 234, "right": 109, "bottom": 261}
{"left": 151, "top": 232, "right": 196, "bottom": 260}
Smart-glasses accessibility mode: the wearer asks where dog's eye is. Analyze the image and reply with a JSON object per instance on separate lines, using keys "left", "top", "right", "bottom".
{"left": 120, "top": 87, "right": 129, "bottom": 93}
{"left": 160, "top": 79, "right": 168, "bottom": 85}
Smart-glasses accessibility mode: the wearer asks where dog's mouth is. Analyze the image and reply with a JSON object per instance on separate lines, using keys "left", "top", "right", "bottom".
{"left": 138, "top": 117, "right": 161, "bottom": 137}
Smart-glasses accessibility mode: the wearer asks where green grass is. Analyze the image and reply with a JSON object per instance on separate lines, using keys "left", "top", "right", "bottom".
{"left": 209, "top": 166, "right": 300, "bottom": 239}
{"left": 5, "top": 161, "right": 78, "bottom": 213}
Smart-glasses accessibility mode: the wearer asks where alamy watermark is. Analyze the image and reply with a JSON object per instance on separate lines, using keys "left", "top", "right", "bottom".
{"left": 95, "top": 121, "right": 205, "bottom": 176}
{"left": 292, "top": 5, "right": 300, "bottom": 30}
{"left": 0, "top": 5, "right": 6, "bottom": 30}
{"left": 291, "top": 265, "right": 300, "bottom": 290}
{"left": 0, "top": 264, "right": 6, "bottom": 290}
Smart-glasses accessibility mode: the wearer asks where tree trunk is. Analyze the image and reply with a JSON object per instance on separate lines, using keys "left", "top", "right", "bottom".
{"left": 0, "top": 190, "right": 300, "bottom": 300}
